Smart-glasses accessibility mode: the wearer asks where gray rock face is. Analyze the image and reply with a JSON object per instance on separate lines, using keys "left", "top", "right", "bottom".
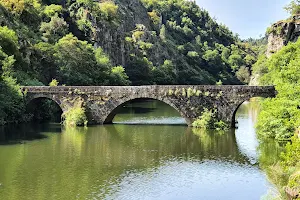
{"left": 267, "top": 15, "right": 300, "bottom": 57}
{"left": 22, "top": 85, "right": 276, "bottom": 127}
{"left": 93, "top": 0, "right": 151, "bottom": 66}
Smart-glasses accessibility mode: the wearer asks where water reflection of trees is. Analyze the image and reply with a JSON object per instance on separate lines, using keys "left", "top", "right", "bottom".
{"left": 113, "top": 100, "right": 182, "bottom": 123}
{"left": 0, "top": 98, "right": 283, "bottom": 199}
{"left": 235, "top": 98, "right": 262, "bottom": 124}
{"left": 0, "top": 123, "right": 55, "bottom": 145}
{"left": 0, "top": 124, "right": 252, "bottom": 199}
{"left": 258, "top": 139, "right": 288, "bottom": 193}
{"left": 236, "top": 99, "right": 288, "bottom": 194}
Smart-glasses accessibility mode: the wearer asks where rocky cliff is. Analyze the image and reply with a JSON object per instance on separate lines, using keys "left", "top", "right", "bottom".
{"left": 92, "top": 0, "right": 151, "bottom": 66}
{"left": 84, "top": 0, "right": 256, "bottom": 85}
{"left": 266, "top": 15, "right": 300, "bottom": 57}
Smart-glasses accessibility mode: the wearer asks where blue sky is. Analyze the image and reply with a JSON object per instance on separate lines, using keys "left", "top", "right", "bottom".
{"left": 195, "top": 0, "right": 290, "bottom": 39}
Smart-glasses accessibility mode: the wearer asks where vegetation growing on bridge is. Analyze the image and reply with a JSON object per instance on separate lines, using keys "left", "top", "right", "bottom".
{"left": 192, "top": 109, "right": 229, "bottom": 131}
{"left": 167, "top": 87, "right": 222, "bottom": 99}
{"left": 49, "top": 79, "right": 59, "bottom": 87}
{"left": 62, "top": 101, "right": 88, "bottom": 127}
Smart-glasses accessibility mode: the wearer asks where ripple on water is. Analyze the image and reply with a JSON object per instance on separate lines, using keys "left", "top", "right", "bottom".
{"left": 97, "top": 160, "right": 274, "bottom": 200}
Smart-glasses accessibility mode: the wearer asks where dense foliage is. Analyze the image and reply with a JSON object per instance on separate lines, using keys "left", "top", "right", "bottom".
{"left": 0, "top": 0, "right": 128, "bottom": 124}
{"left": 255, "top": 38, "right": 300, "bottom": 141}
{"left": 0, "top": 77, "right": 24, "bottom": 125}
{"left": 0, "top": 26, "right": 24, "bottom": 125}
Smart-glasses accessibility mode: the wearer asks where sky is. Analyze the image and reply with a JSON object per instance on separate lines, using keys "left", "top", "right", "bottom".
{"left": 195, "top": 0, "right": 290, "bottom": 39}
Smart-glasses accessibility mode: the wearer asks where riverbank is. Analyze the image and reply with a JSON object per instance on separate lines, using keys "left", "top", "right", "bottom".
{"left": 253, "top": 38, "right": 300, "bottom": 199}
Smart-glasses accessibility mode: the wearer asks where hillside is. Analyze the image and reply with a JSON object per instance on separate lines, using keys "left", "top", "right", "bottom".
{"left": 0, "top": 0, "right": 258, "bottom": 86}
{"left": 0, "top": 0, "right": 260, "bottom": 124}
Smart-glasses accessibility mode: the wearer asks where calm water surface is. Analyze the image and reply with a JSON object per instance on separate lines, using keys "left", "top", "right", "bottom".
{"left": 0, "top": 100, "right": 279, "bottom": 200}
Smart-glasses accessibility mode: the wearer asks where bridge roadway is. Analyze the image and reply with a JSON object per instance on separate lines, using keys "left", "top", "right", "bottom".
{"left": 22, "top": 85, "right": 276, "bottom": 127}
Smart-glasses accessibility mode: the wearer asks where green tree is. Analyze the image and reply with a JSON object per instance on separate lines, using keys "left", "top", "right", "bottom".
{"left": 228, "top": 54, "right": 243, "bottom": 71}
{"left": 43, "top": 4, "right": 63, "bottom": 18}
{"left": 31, "top": 42, "right": 58, "bottom": 84}
{"left": 256, "top": 38, "right": 300, "bottom": 140}
{"left": 0, "top": 0, "right": 25, "bottom": 14}
{"left": 0, "top": 26, "right": 19, "bottom": 57}
{"left": 97, "top": 1, "right": 118, "bottom": 21}
{"left": 285, "top": 0, "right": 300, "bottom": 15}
{"left": 151, "top": 60, "right": 176, "bottom": 84}
{"left": 109, "top": 66, "right": 131, "bottom": 86}
{"left": 40, "top": 15, "right": 69, "bottom": 43}
{"left": 0, "top": 76, "right": 24, "bottom": 125}
{"left": 235, "top": 66, "right": 250, "bottom": 84}
{"left": 54, "top": 34, "right": 109, "bottom": 85}
{"left": 126, "top": 56, "right": 153, "bottom": 85}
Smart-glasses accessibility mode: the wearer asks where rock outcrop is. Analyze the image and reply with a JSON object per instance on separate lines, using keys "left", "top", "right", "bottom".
{"left": 267, "top": 15, "right": 300, "bottom": 57}
{"left": 92, "top": 0, "right": 151, "bottom": 66}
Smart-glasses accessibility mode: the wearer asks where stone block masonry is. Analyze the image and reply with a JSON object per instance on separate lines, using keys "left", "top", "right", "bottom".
{"left": 22, "top": 85, "right": 276, "bottom": 127}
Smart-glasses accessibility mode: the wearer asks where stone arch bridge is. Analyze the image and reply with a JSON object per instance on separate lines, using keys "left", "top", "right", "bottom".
{"left": 22, "top": 85, "right": 276, "bottom": 127}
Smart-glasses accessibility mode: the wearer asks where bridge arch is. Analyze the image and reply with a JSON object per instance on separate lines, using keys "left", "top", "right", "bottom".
{"left": 25, "top": 95, "right": 64, "bottom": 122}
{"left": 26, "top": 93, "right": 63, "bottom": 108}
{"left": 230, "top": 97, "right": 265, "bottom": 127}
{"left": 103, "top": 97, "right": 190, "bottom": 125}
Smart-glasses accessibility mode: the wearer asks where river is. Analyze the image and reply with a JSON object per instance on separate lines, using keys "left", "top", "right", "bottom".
{"left": 0, "top": 99, "right": 280, "bottom": 200}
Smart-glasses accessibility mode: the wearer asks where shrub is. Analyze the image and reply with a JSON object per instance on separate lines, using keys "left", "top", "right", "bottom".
{"left": 187, "top": 51, "right": 199, "bottom": 58}
{"left": 281, "top": 136, "right": 300, "bottom": 170}
{"left": 148, "top": 11, "right": 160, "bottom": 24}
{"left": 192, "top": 108, "right": 229, "bottom": 130}
{"left": 98, "top": 1, "right": 118, "bottom": 21}
{"left": 214, "top": 120, "right": 229, "bottom": 131}
{"left": 40, "top": 15, "right": 69, "bottom": 43}
{"left": 0, "top": 0, "right": 25, "bottom": 14}
{"left": 133, "top": 31, "right": 145, "bottom": 41}
{"left": 159, "top": 24, "right": 166, "bottom": 41}
{"left": 192, "top": 109, "right": 214, "bottom": 129}
{"left": 43, "top": 4, "right": 63, "bottom": 17}
{"left": 216, "top": 80, "right": 222, "bottom": 85}
{"left": 49, "top": 79, "right": 58, "bottom": 86}
{"left": 63, "top": 103, "right": 88, "bottom": 126}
